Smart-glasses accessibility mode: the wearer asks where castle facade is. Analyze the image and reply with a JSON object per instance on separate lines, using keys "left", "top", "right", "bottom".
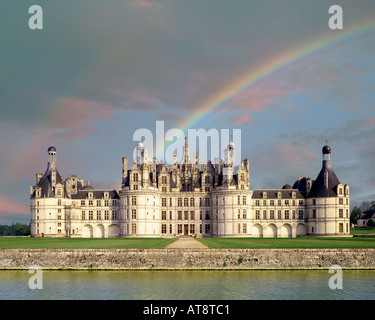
{"left": 30, "top": 139, "right": 350, "bottom": 238}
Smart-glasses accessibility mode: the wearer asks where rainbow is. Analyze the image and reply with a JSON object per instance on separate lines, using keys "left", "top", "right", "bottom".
{"left": 155, "top": 14, "right": 375, "bottom": 160}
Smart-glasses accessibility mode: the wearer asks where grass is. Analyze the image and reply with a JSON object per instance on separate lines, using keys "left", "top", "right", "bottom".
{"left": 195, "top": 237, "right": 375, "bottom": 249}
{"left": 0, "top": 237, "right": 177, "bottom": 249}
{"left": 350, "top": 228, "right": 375, "bottom": 235}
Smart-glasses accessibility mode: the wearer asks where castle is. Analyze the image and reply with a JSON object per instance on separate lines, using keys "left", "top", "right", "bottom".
{"left": 30, "top": 139, "right": 350, "bottom": 238}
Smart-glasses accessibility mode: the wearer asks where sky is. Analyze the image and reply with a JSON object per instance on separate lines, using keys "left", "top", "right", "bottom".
{"left": 0, "top": 0, "right": 375, "bottom": 224}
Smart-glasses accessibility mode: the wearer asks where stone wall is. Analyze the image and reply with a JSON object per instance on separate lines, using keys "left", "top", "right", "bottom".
{"left": 0, "top": 248, "right": 374, "bottom": 270}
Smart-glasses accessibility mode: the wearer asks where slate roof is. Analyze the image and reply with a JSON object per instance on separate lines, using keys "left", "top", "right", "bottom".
{"left": 252, "top": 189, "right": 305, "bottom": 199}
{"left": 358, "top": 210, "right": 375, "bottom": 220}
{"left": 71, "top": 190, "right": 120, "bottom": 200}
{"left": 32, "top": 164, "right": 64, "bottom": 198}
{"left": 308, "top": 159, "right": 340, "bottom": 198}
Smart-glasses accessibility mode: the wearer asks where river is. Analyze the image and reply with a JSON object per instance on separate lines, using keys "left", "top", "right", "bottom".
{"left": 0, "top": 270, "right": 374, "bottom": 300}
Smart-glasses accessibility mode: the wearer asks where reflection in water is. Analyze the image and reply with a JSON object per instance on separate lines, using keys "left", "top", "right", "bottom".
{"left": 0, "top": 270, "right": 374, "bottom": 300}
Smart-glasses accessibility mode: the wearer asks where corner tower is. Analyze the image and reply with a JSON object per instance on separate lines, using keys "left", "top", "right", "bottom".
{"left": 307, "top": 144, "right": 350, "bottom": 236}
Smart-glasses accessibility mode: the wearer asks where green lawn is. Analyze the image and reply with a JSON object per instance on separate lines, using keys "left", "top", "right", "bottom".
{"left": 0, "top": 237, "right": 177, "bottom": 249}
{"left": 350, "top": 228, "right": 375, "bottom": 235}
{"left": 196, "top": 237, "right": 375, "bottom": 249}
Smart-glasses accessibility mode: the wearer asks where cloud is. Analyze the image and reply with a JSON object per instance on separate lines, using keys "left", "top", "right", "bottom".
{"left": 0, "top": 196, "right": 29, "bottom": 215}
{"left": 230, "top": 114, "right": 252, "bottom": 126}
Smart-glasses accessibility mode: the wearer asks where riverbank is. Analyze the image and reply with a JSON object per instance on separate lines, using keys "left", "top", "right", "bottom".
{"left": 1, "top": 248, "right": 374, "bottom": 270}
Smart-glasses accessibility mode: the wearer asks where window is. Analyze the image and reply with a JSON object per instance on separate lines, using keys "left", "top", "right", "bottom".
{"left": 240, "top": 173, "right": 245, "bottom": 181}
{"left": 58, "top": 229, "right": 62, "bottom": 234}
{"left": 183, "top": 211, "right": 188, "bottom": 220}
{"left": 298, "top": 210, "right": 304, "bottom": 220}
{"left": 313, "top": 209, "right": 316, "bottom": 219}
{"left": 58, "top": 222, "right": 61, "bottom": 227}
{"left": 169, "top": 211, "right": 173, "bottom": 220}
{"left": 263, "top": 210, "right": 267, "bottom": 220}
{"left": 89, "top": 211, "right": 93, "bottom": 220}
{"left": 178, "top": 211, "right": 182, "bottom": 220}
{"left": 270, "top": 210, "right": 275, "bottom": 220}
{"left": 133, "top": 173, "right": 138, "bottom": 182}
{"left": 132, "top": 209, "right": 137, "bottom": 219}
{"left": 132, "top": 196, "right": 136, "bottom": 206}
{"left": 312, "top": 199, "right": 316, "bottom": 205}
{"left": 339, "top": 209, "right": 343, "bottom": 218}
{"left": 58, "top": 199, "right": 62, "bottom": 206}
{"left": 270, "top": 200, "right": 274, "bottom": 206}
{"left": 170, "top": 224, "right": 173, "bottom": 233}
{"left": 105, "top": 211, "right": 109, "bottom": 220}
{"left": 205, "top": 224, "right": 211, "bottom": 234}
{"left": 190, "top": 198, "right": 195, "bottom": 207}
{"left": 255, "top": 200, "right": 260, "bottom": 206}
{"left": 89, "top": 200, "right": 93, "bottom": 206}
{"left": 162, "top": 211, "right": 167, "bottom": 220}
{"left": 105, "top": 200, "right": 109, "bottom": 206}
{"left": 170, "top": 198, "right": 173, "bottom": 206}
{"left": 255, "top": 210, "right": 260, "bottom": 220}
{"left": 243, "top": 223, "right": 247, "bottom": 234}
{"left": 161, "top": 224, "right": 167, "bottom": 234}
{"left": 285, "top": 200, "right": 289, "bottom": 206}
{"left": 278, "top": 210, "right": 282, "bottom": 219}
{"left": 190, "top": 224, "right": 195, "bottom": 234}
{"left": 97, "top": 211, "right": 101, "bottom": 220}
{"left": 205, "top": 198, "right": 210, "bottom": 207}
{"left": 238, "top": 223, "right": 241, "bottom": 233}
{"left": 112, "top": 200, "right": 117, "bottom": 206}
{"left": 292, "top": 210, "right": 295, "bottom": 219}
{"left": 81, "top": 200, "right": 85, "bottom": 206}
{"left": 57, "top": 215, "right": 61, "bottom": 220}
{"left": 339, "top": 198, "right": 343, "bottom": 205}
{"left": 134, "top": 185, "right": 138, "bottom": 190}
{"left": 178, "top": 224, "right": 183, "bottom": 234}
{"left": 82, "top": 211, "right": 85, "bottom": 220}
{"left": 243, "top": 209, "right": 247, "bottom": 219}
{"left": 132, "top": 223, "right": 137, "bottom": 234}
{"left": 162, "top": 198, "right": 167, "bottom": 207}
{"left": 178, "top": 198, "right": 182, "bottom": 207}
{"left": 184, "top": 198, "right": 188, "bottom": 206}
{"left": 243, "top": 196, "right": 247, "bottom": 205}
{"left": 97, "top": 200, "right": 101, "bottom": 207}
{"left": 162, "top": 176, "right": 167, "bottom": 184}
{"left": 299, "top": 200, "right": 304, "bottom": 205}
{"left": 278, "top": 200, "right": 282, "bottom": 206}
{"left": 162, "top": 187, "right": 166, "bottom": 193}
{"left": 205, "top": 176, "right": 210, "bottom": 184}
{"left": 339, "top": 188, "right": 343, "bottom": 195}
{"left": 205, "top": 211, "right": 210, "bottom": 220}
{"left": 190, "top": 211, "right": 195, "bottom": 220}
{"left": 112, "top": 211, "right": 118, "bottom": 220}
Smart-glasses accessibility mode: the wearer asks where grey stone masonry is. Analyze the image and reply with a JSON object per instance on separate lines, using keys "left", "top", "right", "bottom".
{"left": 0, "top": 248, "right": 374, "bottom": 270}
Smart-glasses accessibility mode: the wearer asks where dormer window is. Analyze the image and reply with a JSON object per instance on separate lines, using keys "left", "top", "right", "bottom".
{"left": 262, "top": 192, "right": 267, "bottom": 199}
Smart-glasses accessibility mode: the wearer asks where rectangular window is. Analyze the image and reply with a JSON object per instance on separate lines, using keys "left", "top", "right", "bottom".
{"left": 278, "top": 210, "right": 282, "bottom": 219}
{"left": 184, "top": 198, "right": 188, "bottom": 207}
{"left": 81, "top": 200, "right": 85, "bottom": 206}
{"left": 285, "top": 200, "right": 289, "bottom": 206}
{"left": 270, "top": 210, "right": 275, "bottom": 220}
{"left": 190, "top": 211, "right": 195, "bottom": 220}
{"left": 162, "top": 198, "right": 167, "bottom": 207}
{"left": 105, "top": 211, "right": 109, "bottom": 220}
{"left": 89, "top": 211, "right": 93, "bottom": 220}
{"left": 161, "top": 224, "right": 167, "bottom": 234}
{"left": 178, "top": 224, "right": 183, "bottom": 234}
{"left": 263, "top": 199, "right": 266, "bottom": 206}
{"left": 339, "top": 198, "right": 343, "bottom": 205}
{"left": 263, "top": 210, "right": 267, "bottom": 220}
{"left": 162, "top": 176, "right": 167, "bottom": 184}
{"left": 96, "top": 200, "right": 101, "bottom": 207}
{"left": 313, "top": 209, "right": 316, "bottom": 219}
{"left": 112, "top": 200, "right": 117, "bottom": 206}
{"left": 238, "top": 196, "right": 241, "bottom": 205}
{"left": 178, "top": 198, "right": 182, "bottom": 207}
{"left": 132, "top": 223, "right": 136, "bottom": 234}
{"left": 81, "top": 211, "right": 85, "bottom": 220}
{"left": 205, "top": 211, "right": 210, "bottom": 220}
{"left": 255, "top": 200, "right": 260, "bottom": 206}
{"left": 243, "top": 223, "right": 247, "bottom": 234}
{"left": 238, "top": 223, "right": 241, "bottom": 233}
{"left": 162, "top": 211, "right": 167, "bottom": 220}
{"left": 278, "top": 200, "right": 282, "bottom": 206}
{"left": 132, "top": 209, "right": 137, "bottom": 219}
{"left": 299, "top": 210, "right": 304, "bottom": 219}
{"left": 299, "top": 200, "right": 304, "bottom": 205}
{"left": 205, "top": 224, "right": 211, "bottom": 234}
{"left": 255, "top": 210, "right": 260, "bottom": 220}
{"left": 190, "top": 224, "right": 195, "bottom": 234}
{"left": 170, "top": 198, "right": 173, "bottom": 206}
{"left": 292, "top": 210, "right": 296, "bottom": 219}
{"left": 190, "top": 198, "right": 195, "bottom": 207}
{"left": 97, "top": 211, "right": 101, "bottom": 220}
{"left": 132, "top": 196, "right": 136, "bottom": 205}
{"left": 105, "top": 200, "right": 109, "bottom": 206}
{"left": 270, "top": 200, "right": 274, "bottom": 206}
{"left": 339, "top": 209, "right": 343, "bottom": 218}
{"left": 112, "top": 211, "right": 117, "bottom": 220}
{"left": 169, "top": 211, "right": 172, "bottom": 220}
{"left": 178, "top": 211, "right": 182, "bottom": 220}
{"left": 58, "top": 199, "right": 62, "bottom": 206}
{"left": 133, "top": 173, "right": 138, "bottom": 182}
{"left": 240, "top": 173, "right": 245, "bottom": 181}
{"left": 170, "top": 224, "right": 173, "bottom": 234}
{"left": 243, "top": 209, "right": 247, "bottom": 219}
{"left": 205, "top": 198, "right": 210, "bottom": 207}
{"left": 339, "top": 223, "right": 343, "bottom": 233}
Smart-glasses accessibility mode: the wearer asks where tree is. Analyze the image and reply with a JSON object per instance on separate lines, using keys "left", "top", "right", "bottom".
{"left": 11, "top": 223, "right": 30, "bottom": 236}
{"left": 350, "top": 206, "right": 363, "bottom": 225}
{"left": 367, "top": 219, "right": 375, "bottom": 228}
